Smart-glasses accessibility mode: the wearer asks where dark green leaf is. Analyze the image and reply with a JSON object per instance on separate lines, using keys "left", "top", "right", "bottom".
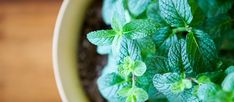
{"left": 136, "top": 37, "right": 156, "bottom": 59}
{"left": 168, "top": 39, "right": 192, "bottom": 73}
{"left": 87, "top": 30, "right": 116, "bottom": 46}
{"left": 197, "top": 0, "right": 233, "bottom": 17}
{"left": 147, "top": 3, "right": 166, "bottom": 24}
{"left": 158, "top": 0, "right": 193, "bottom": 27}
{"left": 153, "top": 27, "right": 178, "bottom": 56}
{"left": 186, "top": 30, "right": 217, "bottom": 72}
{"left": 188, "top": 0, "right": 205, "bottom": 26}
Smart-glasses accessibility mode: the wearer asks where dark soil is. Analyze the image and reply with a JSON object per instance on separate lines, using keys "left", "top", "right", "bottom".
{"left": 77, "top": 0, "right": 109, "bottom": 102}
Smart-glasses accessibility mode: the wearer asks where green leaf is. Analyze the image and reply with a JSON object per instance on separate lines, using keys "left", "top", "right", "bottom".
{"left": 197, "top": 0, "right": 233, "bottom": 17}
{"left": 197, "top": 83, "right": 218, "bottom": 101}
{"left": 196, "top": 70, "right": 225, "bottom": 84}
{"left": 188, "top": 0, "right": 205, "bottom": 26}
{"left": 197, "top": 75, "right": 211, "bottom": 84}
{"left": 123, "top": 19, "right": 160, "bottom": 39}
{"left": 225, "top": 66, "right": 234, "bottom": 75}
{"left": 112, "top": 35, "right": 122, "bottom": 58}
{"left": 102, "top": 0, "right": 118, "bottom": 24}
{"left": 87, "top": 30, "right": 116, "bottom": 46}
{"left": 222, "top": 72, "right": 234, "bottom": 92}
{"left": 97, "top": 72, "right": 130, "bottom": 101}
{"left": 153, "top": 73, "right": 199, "bottom": 102}
{"left": 153, "top": 73, "right": 182, "bottom": 95}
{"left": 147, "top": 2, "right": 166, "bottom": 24}
{"left": 126, "top": 95, "right": 136, "bottom": 102}
{"left": 158, "top": 0, "right": 193, "bottom": 27}
{"left": 153, "top": 27, "right": 178, "bottom": 56}
{"left": 186, "top": 30, "right": 217, "bottom": 72}
{"left": 119, "top": 87, "right": 149, "bottom": 102}
{"left": 118, "top": 37, "right": 142, "bottom": 64}
{"left": 202, "top": 15, "right": 232, "bottom": 48}
{"left": 168, "top": 39, "right": 192, "bottom": 74}
{"left": 136, "top": 37, "right": 156, "bottom": 59}
{"left": 97, "top": 45, "right": 112, "bottom": 55}
{"left": 182, "top": 79, "right": 192, "bottom": 89}
{"left": 118, "top": 56, "right": 134, "bottom": 77}
{"left": 111, "top": 0, "right": 128, "bottom": 31}
{"left": 118, "top": 87, "right": 132, "bottom": 97}
{"left": 145, "top": 56, "right": 169, "bottom": 73}
{"left": 133, "top": 61, "right": 147, "bottom": 76}
{"left": 132, "top": 87, "right": 149, "bottom": 102}
{"left": 127, "top": 0, "right": 151, "bottom": 17}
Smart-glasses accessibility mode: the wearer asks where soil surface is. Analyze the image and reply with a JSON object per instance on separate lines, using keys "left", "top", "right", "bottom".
{"left": 77, "top": 0, "right": 109, "bottom": 102}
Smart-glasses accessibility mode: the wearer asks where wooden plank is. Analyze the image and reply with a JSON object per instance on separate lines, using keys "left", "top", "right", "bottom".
{"left": 0, "top": 1, "right": 62, "bottom": 102}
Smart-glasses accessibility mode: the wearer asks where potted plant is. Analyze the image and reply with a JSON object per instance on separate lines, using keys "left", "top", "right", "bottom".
{"left": 53, "top": 0, "right": 234, "bottom": 102}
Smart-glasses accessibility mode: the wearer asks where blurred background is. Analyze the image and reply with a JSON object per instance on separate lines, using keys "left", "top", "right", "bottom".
{"left": 0, "top": 0, "right": 62, "bottom": 101}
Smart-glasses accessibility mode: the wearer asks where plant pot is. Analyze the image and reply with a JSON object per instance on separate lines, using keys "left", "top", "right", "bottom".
{"left": 52, "top": 0, "right": 92, "bottom": 102}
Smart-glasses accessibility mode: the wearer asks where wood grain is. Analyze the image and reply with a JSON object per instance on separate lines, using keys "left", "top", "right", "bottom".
{"left": 0, "top": 1, "right": 62, "bottom": 102}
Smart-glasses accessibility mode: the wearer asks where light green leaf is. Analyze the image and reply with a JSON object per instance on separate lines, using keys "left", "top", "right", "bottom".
{"left": 197, "top": 75, "right": 211, "bottom": 84}
{"left": 112, "top": 35, "right": 122, "bottom": 57}
{"left": 158, "top": 0, "right": 193, "bottom": 27}
{"left": 118, "top": 37, "right": 142, "bottom": 64}
{"left": 118, "top": 87, "right": 132, "bottom": 97}
{"left": 197, "top": 83, "right": 218, "bottom": 101}
{"left": 153, "top": 27, "right": 178, "bottom": 56}
{"left": 111, "top": 0, "right": 127, "bottom": 31}
{"left": 118, "top": 56, "right": 134, "bottom": 77}
{"left": 133, "top": 87, "right": 149, "bottom": 102}
{"left": 128, "top": 0, "right": 151, "bottom": 17}
{"left": 123, "top": 19, "right": 160, "bottom": 39}
{"left": 119, "top": 87, "right": 149, "bottom": 102}
{"left": 133, "top": 61, "right": 147, "bottom": 76}
{"left": 126, "top": 95, "right": 136, "bottom": 102}
{"left": 182, "top": 79, "right": 192, "bottom": 89}
{"left": 97, "top": 72, "right": 130, "bottom": 101}
{"left": 222, "top": 73, "right": 234, "bottom": 92}
{"left": 168, "top": 39, "right": 192, "bottom": 73}
{"left": 186, "top": 30, "right": 217, "bottom": 72}
{"left": 225, "top": 66, "right": 234, "bottom": 75}
{"left": 97, "top": 45, "right": 112, "bottom": 55}
{"left": 102, "top": 0, "right": 118, "bottom": 24}
{"left": 87, "top": 30, "right": 116, "bottom": 46}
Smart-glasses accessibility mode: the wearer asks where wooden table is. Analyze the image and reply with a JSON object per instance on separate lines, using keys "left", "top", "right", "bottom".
{"left": 0, "top": 0, "right": 62, "bottom": 102}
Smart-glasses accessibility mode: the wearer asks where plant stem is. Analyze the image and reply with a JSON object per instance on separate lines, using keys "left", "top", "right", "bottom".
{"left": 132, "top": 73, "right": 136, "bottom": 87}
{"left": 172, "top": 27, "right": 192, "bottom": 34}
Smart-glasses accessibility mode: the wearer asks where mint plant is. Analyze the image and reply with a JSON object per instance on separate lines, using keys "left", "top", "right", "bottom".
{"left": 86, "top": 0, "right": 234, "bottom": 101}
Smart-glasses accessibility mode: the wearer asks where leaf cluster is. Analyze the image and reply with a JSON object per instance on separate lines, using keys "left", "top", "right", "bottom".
{"left": 86, "top": 0, "right": 234, "bottom": 101}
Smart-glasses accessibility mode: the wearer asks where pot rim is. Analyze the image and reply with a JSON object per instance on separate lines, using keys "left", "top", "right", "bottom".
{"left": 52, "top": 0, "right": 91, "bottom": 102}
